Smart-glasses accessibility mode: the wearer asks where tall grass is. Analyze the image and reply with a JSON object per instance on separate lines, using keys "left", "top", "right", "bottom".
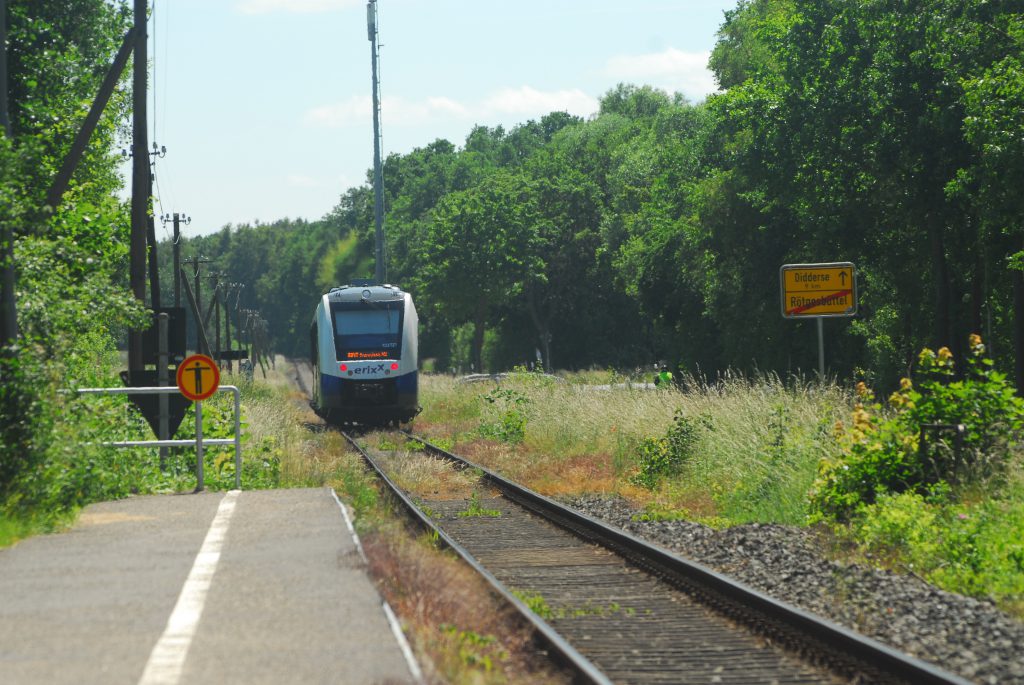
{"left": 418, "top": 370, "right": 849, "bottom": 525}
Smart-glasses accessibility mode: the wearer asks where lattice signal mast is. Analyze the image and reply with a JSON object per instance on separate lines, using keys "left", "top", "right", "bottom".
{"left": 368, "top": 0, "right": 386, "bottom": 285}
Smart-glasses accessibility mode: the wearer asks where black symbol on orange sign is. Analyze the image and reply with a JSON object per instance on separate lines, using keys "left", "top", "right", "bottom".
{"left": 177, "top": 354, "right": 219, "bottom": 400}
{"left": 188, "top": 361, "right": 211, "bottom": 395}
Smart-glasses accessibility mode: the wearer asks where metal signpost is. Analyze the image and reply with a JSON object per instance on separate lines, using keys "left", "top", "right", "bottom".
{"left": 780, "top": 262, "right": 857, "bottom": 377}
{"left": 176, "top": 354, "right": 221, "bottom": 490}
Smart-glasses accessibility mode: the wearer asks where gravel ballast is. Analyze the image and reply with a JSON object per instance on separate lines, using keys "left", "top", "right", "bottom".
{"left": 564, "top": 496, "right": 1024, "bottom": 685}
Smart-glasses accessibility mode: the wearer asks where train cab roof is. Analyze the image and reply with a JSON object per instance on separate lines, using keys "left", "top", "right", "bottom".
{"left": 327, "top": 283, "right": 406, "bottom": 304}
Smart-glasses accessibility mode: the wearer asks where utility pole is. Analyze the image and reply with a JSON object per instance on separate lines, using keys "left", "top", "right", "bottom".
{"left": 183, "top": 255, "right": 210, "bottom": 353}
{"left": 0, "top": 0, "right": 7, "bottom": 139}
{"left": 162, "top": 212, "right": 190, "bottom": 308}
{"left": 146, "top": 142, "right": 165, "bottom": 309}
{"left": 0, "top": 0, "right": 18, "bottom": 350}
{"left": 184, "top": 255, "right": 211, "bottom": 316}
{"left": 368, "top": 0, "right": 386, "bottom": 284}
{"left": 223, "top": 283, "right": 240, "bottom": 374}
{"left": 210, "top": 272, "right": 221, "bottom": 367}
{"left": 128, "top": 0, "right": 148, "bottom": 377}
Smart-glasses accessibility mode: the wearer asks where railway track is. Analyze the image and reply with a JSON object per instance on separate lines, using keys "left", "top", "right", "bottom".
{"left": 341, "top": 429, "right": 972, "bottom": 685}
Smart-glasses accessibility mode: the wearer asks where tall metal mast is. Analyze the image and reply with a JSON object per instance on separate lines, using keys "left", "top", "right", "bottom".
{"left": 367, "top": 0, "right": 385, "bottom": 284}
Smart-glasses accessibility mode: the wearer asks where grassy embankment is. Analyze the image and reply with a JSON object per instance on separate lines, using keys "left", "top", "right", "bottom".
{"left": 416, "top": 370, "right": 845, "bottom": 525}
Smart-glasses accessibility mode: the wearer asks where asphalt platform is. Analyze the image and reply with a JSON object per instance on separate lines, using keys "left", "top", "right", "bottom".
{"left": 0, "top": 488, "right": 420, "bottom": 684}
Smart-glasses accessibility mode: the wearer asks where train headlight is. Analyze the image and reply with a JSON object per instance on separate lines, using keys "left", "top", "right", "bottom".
{"left": 361, "top": 289, "right": 371, "bottom": 300}
{"left": 391, "top": 363, "right": 399, "bottom": 371}
{"left": 339, "top": 363, "right": 348, "bottom": 372}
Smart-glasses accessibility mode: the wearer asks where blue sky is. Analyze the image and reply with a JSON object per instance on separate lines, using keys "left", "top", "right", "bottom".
{"left": 142, "top": 0, "right": 738, "bottom": 238}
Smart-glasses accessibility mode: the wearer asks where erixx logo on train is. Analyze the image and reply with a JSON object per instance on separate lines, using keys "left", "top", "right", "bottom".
{"left": 352, "top": 363, "right": 388, "bottom": 376}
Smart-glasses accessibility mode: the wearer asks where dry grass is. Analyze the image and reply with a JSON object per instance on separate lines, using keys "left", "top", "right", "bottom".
{"left": 362, "top": 529, "right": 571, "bottom": 685}
{"left": 373, "top": 447, "right": 480, "bottom": 500}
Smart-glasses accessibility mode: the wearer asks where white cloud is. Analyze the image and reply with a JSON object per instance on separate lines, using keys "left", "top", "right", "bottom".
{"left": 305, "top": 97, "right": 371, "bottom": 127}
{"left": 482, "top": 86, "right": 597, "bottom": 118}
{"left": 304, "top": 87, "right": 598, "bottom": 130}
{"left": 605, "top": 48, "right": 718, "bottom": 101}
{"left": 234, "top": 0, "right": 361, "bottom": 15}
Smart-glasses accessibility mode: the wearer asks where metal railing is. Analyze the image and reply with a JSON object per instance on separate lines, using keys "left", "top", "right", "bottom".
{"left": 75, "top": 385, "right": 241, "bottom": 491}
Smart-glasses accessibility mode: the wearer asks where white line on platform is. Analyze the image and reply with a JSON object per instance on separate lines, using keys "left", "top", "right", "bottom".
{"left": 137, "top": 490, "right": 240, "bottom": 685}
{"left": 330, "top": 487, "right": 368, "bottom": 564}
{"left": 382, "top": 600, "right": 425, "bottom": 684}
{"left": 330, "top": 487, "right": 423, "bottom": 684}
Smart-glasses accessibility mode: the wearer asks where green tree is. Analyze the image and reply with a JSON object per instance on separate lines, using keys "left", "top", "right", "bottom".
{"left": 956, "top": 15, "right": 1024, "bottom": 388}
{"left": 416, "top": 172, "right": 543, "bottom": 372}
{"left": 2, "top": 0, "right": 138, "bottom": 502}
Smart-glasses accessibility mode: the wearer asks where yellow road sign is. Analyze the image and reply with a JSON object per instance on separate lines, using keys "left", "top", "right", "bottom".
{"left": 780, "top": 263, "right": 856, "bottom": 318}
{"left": 176, "top": 354, "right": 220, "bottom": 401}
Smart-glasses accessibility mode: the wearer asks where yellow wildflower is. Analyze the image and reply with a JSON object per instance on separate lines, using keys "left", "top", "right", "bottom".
{"left": 937, "top": 346, "right": 953, "bottom": 362}
{"left": 899, "top": 377, "right": 912, "bottom": 391}
{"left": 969, "top": 333, "right": 985, "bottom": 356}
{"left": 851, "top": 403, "right": 873, "bottom": 430}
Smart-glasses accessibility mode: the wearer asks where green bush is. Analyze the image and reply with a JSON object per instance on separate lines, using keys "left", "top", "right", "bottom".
{"left": 0, "top": 353, "right": 49, "bottom": 502}
{"left": 4, "top": 363, "right": 187, "bottom": 516}
{"left": 631, "top": 409, "right": 700, "bottom": 489}
{"left": 812, "top": 336, "right": 1024, "bottom": 521}
{"left": 2, "top": 333, "right": 280, "bottom": 535}
{"left": 849, "top": 491, "right": 1024, "bottom": 609}
{"left": 478, "top": 387, "right": 530, "bottom": 444}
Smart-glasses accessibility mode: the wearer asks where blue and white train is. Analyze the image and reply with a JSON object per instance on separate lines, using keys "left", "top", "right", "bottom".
{"left": 310, "top": 282, "right": 419, "bottom": 425}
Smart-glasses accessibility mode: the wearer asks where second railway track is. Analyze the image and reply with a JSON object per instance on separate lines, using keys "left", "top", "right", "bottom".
{"left": 340, "top": 429, "right": 973, "bottom": 685}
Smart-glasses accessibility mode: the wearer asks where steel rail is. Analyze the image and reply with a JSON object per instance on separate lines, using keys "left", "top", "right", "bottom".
{"left": 339, "top": 431, "right": 613, "bottom": 685}
{"left": 404, "top": 431, "right": 973, "bottom": 685}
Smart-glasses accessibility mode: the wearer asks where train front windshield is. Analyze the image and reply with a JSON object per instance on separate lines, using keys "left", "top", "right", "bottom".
{"left": 332, "top": 302, "right": 403, "bottom": 360}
